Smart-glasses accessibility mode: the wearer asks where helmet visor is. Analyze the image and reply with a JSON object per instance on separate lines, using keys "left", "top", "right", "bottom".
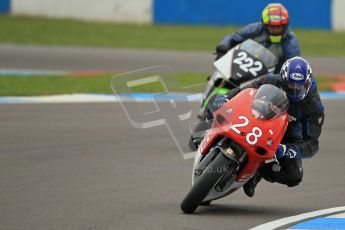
{"left": 285, "top": 82, "right": 310, "bottom": 101}
{"left": 267, "top": 25, "right": 285, "bottom": 35}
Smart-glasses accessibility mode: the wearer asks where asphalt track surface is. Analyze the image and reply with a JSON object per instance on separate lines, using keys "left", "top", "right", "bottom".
{"left": 1, "top": 44, "right": 345, "bottom": 74}
{"left": 1, "top": 100, "right": 345, "bottom": 230}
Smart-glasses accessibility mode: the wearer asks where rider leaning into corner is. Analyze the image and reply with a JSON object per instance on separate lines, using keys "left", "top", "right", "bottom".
{"left": 215, "top": 3, "right": 300, "bottom": 73}
{"left": 208, "top": 57, "right": 325, "bottom": 197}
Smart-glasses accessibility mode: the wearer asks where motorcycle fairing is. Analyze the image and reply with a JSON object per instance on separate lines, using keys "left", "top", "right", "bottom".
{"left": 213, "top": 39, "right": 277, "bottom": 86}
{"left": 230, "top": 49, "right": 269, "bottom": 84}
{"left": 198, "top": 88, "right": 288, "bottom": 181}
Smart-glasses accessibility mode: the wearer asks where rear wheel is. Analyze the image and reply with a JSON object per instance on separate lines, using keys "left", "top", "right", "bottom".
{"left": 180, "top": 152, "right": 236, "bottom": 214}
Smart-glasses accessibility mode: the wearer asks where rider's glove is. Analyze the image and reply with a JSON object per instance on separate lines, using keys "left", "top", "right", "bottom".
{"left": 215, "top": 44, "right": 229, "bottom": 60}
{"left": 275, "top": 144, "right": 287, "bottom": 159}
{"left": 213, "top": 95, "right": 228, "bottom": 109}
{"left": 275, "top": 144, "right": 299, "bottom": 159}
{"left": 209, "top": 95, "right": 228, "bottom": 113}
{"left": 215, "top": 44, "right": 228, "bottom": 55}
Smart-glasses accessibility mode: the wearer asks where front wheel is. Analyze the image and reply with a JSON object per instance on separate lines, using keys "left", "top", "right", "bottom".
{"left": 180, "top": 152, "right": 236, "bottom": 214}
{"left": 200, "top": 201, "right": 211, "bottom": 206}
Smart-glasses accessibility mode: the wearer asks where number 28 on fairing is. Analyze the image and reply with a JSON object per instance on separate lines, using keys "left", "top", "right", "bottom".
{"left": 229, "top": 116, "right": 263, "bottom": 145}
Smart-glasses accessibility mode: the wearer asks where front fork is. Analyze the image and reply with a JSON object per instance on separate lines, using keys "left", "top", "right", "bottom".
{"left": 192, "top": 137, "right": 247, "bottom": 185}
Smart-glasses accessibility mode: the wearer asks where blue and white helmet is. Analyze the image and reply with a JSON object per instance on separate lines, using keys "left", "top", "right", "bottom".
{"left": 280, "top": 57, "right": 312, "bottom": 102}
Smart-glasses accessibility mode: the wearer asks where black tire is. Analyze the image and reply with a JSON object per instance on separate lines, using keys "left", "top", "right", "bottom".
{"left": 180, "top": 152, "right": 235, "bottom": 214}
{"left": 200, "top": 201, "right": 212, "bottom": 206}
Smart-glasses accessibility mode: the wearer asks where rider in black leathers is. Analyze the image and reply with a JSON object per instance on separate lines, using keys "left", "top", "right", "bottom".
{"left": 209, "top": 57, "right": 325, "bottom": 197}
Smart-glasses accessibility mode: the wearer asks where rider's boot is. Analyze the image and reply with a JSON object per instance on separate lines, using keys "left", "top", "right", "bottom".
{"left": 243, "top": 173, "right": 262, "bottom": 197}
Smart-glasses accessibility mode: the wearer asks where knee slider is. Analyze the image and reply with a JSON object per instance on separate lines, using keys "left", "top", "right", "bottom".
{"left": 286, "top": 179, "right": 301, "bottom": 187}
{"left": 286, "top": 169, "right": 303, "bottom": 187}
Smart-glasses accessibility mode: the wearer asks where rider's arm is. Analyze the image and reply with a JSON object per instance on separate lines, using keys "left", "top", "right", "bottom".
{"left": 286, "top": 82, "right": 325, "bottom": 159}
{"left": 216, "top": 23, "right": 263, "bottom": 59}
{"left": 286, "top": 112, "right": 324, "bottom": 159}
{"left": 220, "top": 74, "right": 280, "bottom": 101}
{"left": 239, "top": 73, "right": 281, "bottom": 90}
{"left": 211, "top": 74, "right": 280, "bottom": 112}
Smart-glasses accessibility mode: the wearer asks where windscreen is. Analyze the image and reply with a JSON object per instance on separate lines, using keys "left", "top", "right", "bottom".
{"left": 252, "top": 84, "right": 289, "bottom": 120}
{"left": 239, "top": 39, "right": 278, "bottom": 69}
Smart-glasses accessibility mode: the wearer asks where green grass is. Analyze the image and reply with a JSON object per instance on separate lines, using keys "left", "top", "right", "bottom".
{"left": 0, "top": 75, "right": 114, "bottom": 96}
{"left": 0, "top": 15, "right": 345, "bottom": 56}
{"left": 0, "top": 73, "right": 207, "bottom": 96}
{"left": 0, "top": 73, "right": 337, "bottom": 96}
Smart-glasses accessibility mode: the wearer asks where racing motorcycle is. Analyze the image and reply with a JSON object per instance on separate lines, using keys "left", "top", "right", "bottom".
{"left": 189, "top": 39, "right": 278, "bottom": 150}
{"left": 181, "top": 84, "right": 289, "bottom": 214}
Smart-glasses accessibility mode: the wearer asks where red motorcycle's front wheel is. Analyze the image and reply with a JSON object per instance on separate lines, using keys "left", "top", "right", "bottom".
{"left": 180, "top": 151, "right": 236, "bottom": 214}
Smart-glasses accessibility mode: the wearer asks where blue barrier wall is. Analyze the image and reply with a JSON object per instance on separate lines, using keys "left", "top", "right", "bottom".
{"left": 0, "top": 0, "right": 10, "bottom": 13}
{"left": 153, "top": 0, "right": 331, "bottom": 29}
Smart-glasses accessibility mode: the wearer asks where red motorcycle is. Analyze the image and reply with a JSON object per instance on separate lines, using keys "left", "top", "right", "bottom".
{"left": 181, "top": 84, "right": 289, "bottom": 214}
